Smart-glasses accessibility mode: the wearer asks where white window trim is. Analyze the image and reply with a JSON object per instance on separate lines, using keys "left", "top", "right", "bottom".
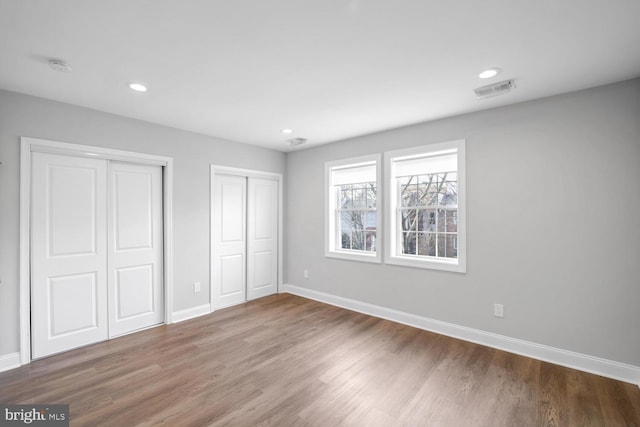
{"left": 384, "top": 140, "right": 466, "bottom": 273}
{"left": 325, "top": 154, "right": 382, "bottom": 263}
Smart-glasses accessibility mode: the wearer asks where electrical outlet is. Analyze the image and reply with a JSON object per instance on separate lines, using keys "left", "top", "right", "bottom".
{"left": 303, "top": 269, "right": 309, "bottom": 279}
{"left": 194, "top": 282, "right": 201, "bottom": 293}
{"left": 494, "top": 303, "right": 504, "bottom": 318}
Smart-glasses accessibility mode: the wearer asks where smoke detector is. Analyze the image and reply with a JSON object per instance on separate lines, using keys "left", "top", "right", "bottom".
{"left": 474, "top": 79, "right": 515, "bottom": 99}
{"left": 48, "top": 59, "right": 73, "bottom": 73}
{"left": 287, "top": 137, "right": 308, "bottom": 147}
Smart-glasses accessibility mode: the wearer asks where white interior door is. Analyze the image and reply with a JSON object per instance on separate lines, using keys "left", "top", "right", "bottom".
{"left": 213, "top": 174, "right": 247, "bottom": 309}
{"left": 247, "top": 178, "right": 279, "bottom": 300}
{"left": 31, "top": 153, "right": 109, "bottom": 359}
{"left": 108, "top": 162, "right": 164, "bottom": 337}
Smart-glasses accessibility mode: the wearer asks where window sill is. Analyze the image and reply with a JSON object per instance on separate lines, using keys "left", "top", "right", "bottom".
{"left": 325, "top": 250, "right": 381, "bottom": 264}
{"left": 385, "top": 255, "right": 466, "bottom": 273}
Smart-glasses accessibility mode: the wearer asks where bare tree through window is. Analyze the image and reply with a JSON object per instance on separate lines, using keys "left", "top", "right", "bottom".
{"left": 398, "top": 172, "right": 457, "bottom": 258}
{"left": 336, "top": 182, "right": 377, "bottom": 252}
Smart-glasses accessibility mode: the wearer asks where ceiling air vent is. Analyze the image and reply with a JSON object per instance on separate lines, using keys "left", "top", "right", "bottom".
{"left": 288, "top": 137, "right": 308, "bottom": 147}
{"left": 48, "top": 59, "right": 73, "bottom": 73}
{"left": 474, "top": 79, "right": 515, "bottom": 99}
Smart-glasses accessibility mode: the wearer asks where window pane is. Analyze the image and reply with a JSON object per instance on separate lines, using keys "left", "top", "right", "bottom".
{"left": 442, "top": 173, "right": 457, "bottom": 205}
{"left": 339, "top": 188, "right": 353, "bottom": 209}
{"left": 334, "top": 181, "right": 376, "bottom": 253}
{"left": 427, "top": 174, "right": 442, "bottom": 206}
{"left": 366, "top": 184, "right": 377, "bottom": 209}
{"left": 350, "top": 185, "right": 363, "bottom": 208}
{"left": 401, "top": 232, "right": 416, "bottom": 255}
{"left": 417, "top": 209, "right": 437, "bottom": 232}
{"left": 340, "top": 232, "right": 351, "bottom": 250}
{"left": 416, "top": 175, "right": 427, "bottom": 206}
{"left": 442, "top": 209, "right": 457, "bottom": 232}
{"left": 449, "top": 234, "right": 458, "bottom": 258}
{"left": 399, "top": 209, "right": 417, "bottom": 232}
{"left": 365, "top": 231, "right": 377, "bottom": 252}
{"left": 341, "top": 210, "right": 366, "bottom": 232}
{"left": 437, "top": 234, "right": 458, "bottom": 259}
{"left": 437, "top": 209, "right": 446, "bottom": 232}
{"left": 417, "top": 233, "right": 437, "bottom": 256}
{"left": 351, "top": 231, "right": 365, "bottom": 250}
{"left": 364, "top": 211, "right": 377, "bottom": 230}
{"left": 340, "top": 210, "right": 352, "bottom": 231}
{"left": 437, "top": 209, "right": 458, "bottom": 232}
{"left": 399, "top": 177, "right": 417, "bottom": 207}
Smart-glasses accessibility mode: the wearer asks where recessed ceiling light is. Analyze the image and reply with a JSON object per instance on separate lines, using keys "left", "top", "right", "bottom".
{"left": 129, "top": 83, "right": 147, "bottom": 92}
{"left": 479, "top": 68, "right": 501, "bottom": 79}
{"left": 281, "top": 128, "right": 293, "bottom": 134}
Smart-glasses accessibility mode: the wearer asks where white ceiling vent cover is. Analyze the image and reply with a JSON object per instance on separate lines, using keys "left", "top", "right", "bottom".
{"left": 288, "top": 137, "right": 308, "bottom": 146}
{"left": 474, "top": 79, "right": 515, "bottom": 99}
{"left": 48, "top": 59, "right": 73, "bottom": 73}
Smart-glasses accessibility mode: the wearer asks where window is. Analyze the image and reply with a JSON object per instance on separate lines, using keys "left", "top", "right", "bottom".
{"left": 325, "top": 154, "right": 381, "bottom": 263}
{"left": 385, "top": 140, "right": 466, "bottom": 272}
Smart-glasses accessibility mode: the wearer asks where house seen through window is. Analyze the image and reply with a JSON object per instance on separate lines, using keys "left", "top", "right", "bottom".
{"left": 397, "top": 171, "right": 458, "bottom": 258}
{"left": 337, "top": 181, "right": 377, "bottom": 252}
{"left": 325, "top": 155, "right": 381, "bottom": 263}
{"left": 325, "top": 141, "right": 464, "bottom": 272}
{"left": 385, "top": 140, "right": 466, "bottom": 272}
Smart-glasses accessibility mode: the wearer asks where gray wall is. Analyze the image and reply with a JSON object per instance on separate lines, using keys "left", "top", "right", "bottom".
{"left": 286, "top": 78, "right": 640, "bottom": 366}
{"left": 2, "top": 79, "right": 639, "bottom": 367}
{"left": 0, "top": 90, "right": 286, "bottom": 357}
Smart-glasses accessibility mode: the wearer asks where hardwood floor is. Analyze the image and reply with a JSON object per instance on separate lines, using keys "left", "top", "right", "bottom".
{"left": 1, "top": 293, "right": 639, "bottom": 426}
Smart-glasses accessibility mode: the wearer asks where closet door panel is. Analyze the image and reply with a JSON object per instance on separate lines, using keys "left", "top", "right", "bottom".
{"left": 115, "top": 264, "right": 154, "bottom": 319}
{"left": 213, "top": 174, "right": 247, "bottom": 308}
{"left": 247, "top": 178, "right": 278, "bottom": 300}
{"left": 220, "top": 255, "right": 244, "bottom": 296}
{"left": 108, "top": 162, "right": 164, "bottom": 337}
{"left": 31, "top": 153, "right": 108, "bottom": 359}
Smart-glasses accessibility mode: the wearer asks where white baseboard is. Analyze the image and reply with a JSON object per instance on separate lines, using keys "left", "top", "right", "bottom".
{"left": 284, "top": 284, "right": 640, "bottom": 386}
{"left": 172, "top": 303, "right": 211, "bottom": 323}
{"left": 0, "top": 352, "right": 21, "bottom": 373}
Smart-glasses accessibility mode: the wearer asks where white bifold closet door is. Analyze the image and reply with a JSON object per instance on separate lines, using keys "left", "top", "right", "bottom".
{"left": 213, "top": 174, "right": 278, "bottom": 309}
{"left": 212, "top": 174, "right": 247, "bottom": 308}
{"left": 30, "top": 153, "right": 163, "bottom": 359}
{"left": 108, "top": 162, "right": 164, "bottom": 337}
{"left": 246, "top": 177, "right": 279, "bottom": 301}
{"left": 31, "top": 154, "right": 109, "bottom": 358}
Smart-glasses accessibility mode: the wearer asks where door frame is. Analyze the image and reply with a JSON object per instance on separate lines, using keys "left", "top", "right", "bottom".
{"left": 19, "top": 137, "right": 174, "bottom": 365}
{"left": 209, "top": 165, "right": 283, "bottom": 311}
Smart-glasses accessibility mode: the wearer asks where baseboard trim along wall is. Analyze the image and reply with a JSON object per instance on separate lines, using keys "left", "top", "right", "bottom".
{"left": 284, "top": 284, "right": 640, "bottom": 386}
{"left": 0, "top": 352, "right": 21, "bottom": 373}
{"left": 172, "top": 303, "right": 212, "bottom": 323}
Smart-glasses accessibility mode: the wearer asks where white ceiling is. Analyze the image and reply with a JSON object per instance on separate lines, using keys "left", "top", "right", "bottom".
{"left": 1, "top": 0, "right": 639, "bottom": 152}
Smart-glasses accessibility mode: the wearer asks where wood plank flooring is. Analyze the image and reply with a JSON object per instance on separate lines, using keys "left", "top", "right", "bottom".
{"left": 1, "top": 293, "right": 639, "bottom": 426}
